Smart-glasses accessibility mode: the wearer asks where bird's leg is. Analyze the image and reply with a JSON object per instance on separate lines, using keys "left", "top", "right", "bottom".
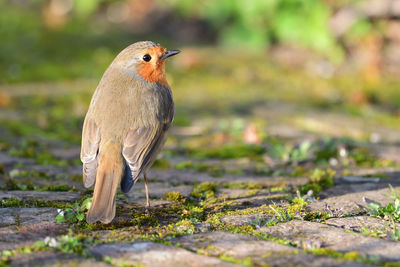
{"left": 144, "top": 172, "right": 150, "bottom": 216}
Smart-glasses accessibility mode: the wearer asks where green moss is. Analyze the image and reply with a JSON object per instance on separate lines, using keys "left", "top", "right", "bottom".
{"left": 308, "top": 248, "right": 360, "bottom": 261}
{"left": 3, "top": 178, "right": 29, "bottom": 190}
{"left": 131, "top": 214, "right": 160, "bottom": 227}
{"left": 385, "top": 263, "right": 400, "bottom": 267}
{"left": 175, "top": 219, "right": 195, "bottom": 234}
{"left": 0, "top": 241, "right": 55, "bottom": 266}
{"left": 300, "top": 183, "right": 322, "bottom": 196}
{"left": 35, "top": 233, "right": 94, "bottom": 256}
{"left": 175, "top": 161, "right": 225, "bottom": 177}
{"left": 191, "top": 182, "right": 218, "bottom": 199}
{"left": 7, "top": 139, "right": 68, "bottom": 166}
{"left": 225, "top": 169, "right": 245, "bottom": 175}
{"left": 162, "top": 192, "right": 186, "bottom": 203}
{"left": 270, "top": 187, "right": 288, "bottom": 193}
{"left": 303, "top": 210, "right": 331, "bottom": 222}
{"left": 190, "top": 143, "right": 265, "bottom": 160}
{"left": 42, "top": 184, "right": 74, "bottom": 192}
{"left": 0, "top": 178, "right": 74, "bottom": 192}
{"left": 9, "top": 169, "right": 49, "bottom": 179}
{"left": 152, "top": 158, "right": 171, "bottom": 169}
{"left": 219, "top": 255, "right": 252, "bottom": 266}
{"left": 69, "top": 175, "right": 83, "bottom": 182}
{"left": 300, "top": 168, "right": 335, "bottom": 196}
{"left": 289, "top": 166, "right": 307, "bottom": 177}
{"left": 223, "top": 182, "right": 262, "bottom": 190}
{"left": 0, "top": 197, "right": 69, "bottom": 209}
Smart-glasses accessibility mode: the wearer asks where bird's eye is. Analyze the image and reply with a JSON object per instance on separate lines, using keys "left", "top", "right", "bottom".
{"left": 142, "top": 54, "right": 151, "bottom": 62}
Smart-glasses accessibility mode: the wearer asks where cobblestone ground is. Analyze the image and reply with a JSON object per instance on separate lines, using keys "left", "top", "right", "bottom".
{"left": 1, "top": 80, "right": 400, "bottom": 267}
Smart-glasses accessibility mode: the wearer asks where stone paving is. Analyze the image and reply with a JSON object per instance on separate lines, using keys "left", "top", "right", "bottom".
{"left": 1, "top": 83, "right": 400, "bottom": 267}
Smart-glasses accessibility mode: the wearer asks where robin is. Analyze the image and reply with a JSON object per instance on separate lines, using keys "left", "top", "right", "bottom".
{"left": 80, "top": 41, "right": 180, "bottom": 224}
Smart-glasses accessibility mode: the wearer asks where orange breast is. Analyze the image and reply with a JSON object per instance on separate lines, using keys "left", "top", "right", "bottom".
{"left": 137, "top": 46, "right": 169, "bottom": 87}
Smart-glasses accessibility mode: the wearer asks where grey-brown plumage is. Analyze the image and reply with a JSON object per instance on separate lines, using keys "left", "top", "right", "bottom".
{"left": 81, "top": 41, "right": 179, "bottom": 224}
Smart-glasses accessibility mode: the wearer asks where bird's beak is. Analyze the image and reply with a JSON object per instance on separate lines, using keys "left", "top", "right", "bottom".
{"left": 160, "top": 50, "right": 180, "bottom": 60}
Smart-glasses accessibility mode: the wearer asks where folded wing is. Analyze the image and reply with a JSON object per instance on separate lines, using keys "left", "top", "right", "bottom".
{"left": 121, "top": 124, "right": 169, "bottom": 193}
{"left": 80, "top": 118, "right": 100, "bottom": 188}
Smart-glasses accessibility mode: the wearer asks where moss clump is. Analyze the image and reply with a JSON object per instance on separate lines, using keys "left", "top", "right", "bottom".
{"left": 163, "top": 191, "right": 186, "bottom": 203}
{"left": 186, "top": 206, "right": 204, "bottom": 221}
{"left": 223, "top": 182, "right": 262, "bottom": 190}
{"left": 131, "top": 214, "right": 159, "bottom": 227}
{"left": 42, "top": 184, "right": 73, "bottom": 192}
{"left": 308, "top": 248, "right": 360, "bottom": 261}
{"left": 175, "top": 219, "right": 195, "bottom": 234}
{"left": 191, "top": 182, "right": 218, "bottom": 199}
{"left": 1, "top": 179, "right": 73, "bottom": 192}
{"left": 300, "top": 168, "right": 335, "bottom": 196}
{"left": 219, "top": 255, "right": 252, "bottom": 266}
{"left": 0, "top": 197, "right": 23, "bottom": 208}
{"left": 303, "top": 210, "right": 331, "bottom": 222}
{"left": 270, "top": 187, "right": 287, "bottom": 193}
{"left": 4, "top": 178, "right": 28, "bottom": 190}
{"left": 0, "top": 197, "right": 68, "bottom": 209}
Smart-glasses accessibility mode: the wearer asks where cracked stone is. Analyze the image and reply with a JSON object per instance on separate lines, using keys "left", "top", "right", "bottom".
{"left": 0, "top": 190, "right": 81, "bottom": 202}
{"left": 171, "top": 231, "right": 368, "bottom": 267}
{"left": 0, "top": 152, "right": 34, "bottom": 166}
{"left": 8, "top": 250, "right": 110, "bottom": 267}
{"left": 124, "top": 183, "right": 193, "bottom": 201}
{"left": 148, "top": 169, "right": 309, "bottom": 188}
{"left": 259, "top": 220, "right": 400, "bottom": 261}
{"left": 309, "top": 187, "right": 399, "bottom": 215}
{"left": 326, "top": 215, "right": 400, "bottom": 233}
{"left": 220, "top": 214, "right": 273, "bottom": 226}
{"left": 0, "top": 208, "right": 64, "bottom": 250}
{"left": 90, "top": 241, "right": 239, "bottom": 267}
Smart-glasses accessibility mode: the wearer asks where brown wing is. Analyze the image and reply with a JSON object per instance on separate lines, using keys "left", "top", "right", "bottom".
{"left": 80, "top": 118, "right": 100, "bottom": 188}
{"left": 121, "top": 123, "right": 169, "bottom": 193}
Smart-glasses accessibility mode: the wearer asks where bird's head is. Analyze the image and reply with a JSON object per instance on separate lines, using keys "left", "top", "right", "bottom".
{"left": 114, "top": 41, "right": 180, "bottom": 86}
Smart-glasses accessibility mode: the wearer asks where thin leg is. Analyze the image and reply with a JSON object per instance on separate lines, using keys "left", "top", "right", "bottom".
{"left": 144, "top": 172, "right": 150, "bottom": 215}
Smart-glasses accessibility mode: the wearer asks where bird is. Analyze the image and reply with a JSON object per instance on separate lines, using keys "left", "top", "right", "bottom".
{"left": 80, "top": 41, "right": 180, "bottom": 224}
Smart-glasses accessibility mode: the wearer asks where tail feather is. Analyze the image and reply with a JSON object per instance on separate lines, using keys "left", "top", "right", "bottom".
{"left": 121, "top": 162, "right": 135, "bottom": 193}
{"left": 86, "top": 141, "right": 123, "bottom": 224}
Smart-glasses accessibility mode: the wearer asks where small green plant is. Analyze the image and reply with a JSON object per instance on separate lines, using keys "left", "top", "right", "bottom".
{"left": 290, "top": 141, "right": 312, "bottom": 162}
{"left": 362, "top": 185, "right": 400, "bottom": 241}
{"left": 36, "top": 233, "right": 94, "bottom": 255}
{"left": 249, "top": 215, "right": 276, "bottom": 228}
{"left": 363, "top": 186, "right": 400, "bottom": 222}
{"left": 56, "top": 198, "right": 92, "bottom": 224}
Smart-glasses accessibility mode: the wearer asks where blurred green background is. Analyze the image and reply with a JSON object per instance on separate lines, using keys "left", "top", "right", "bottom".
{"left": 1, "top": 0, "right": 400, "bottom": 155}
{"left": 2, "top": 0, "right": 400, "bottom": 83}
